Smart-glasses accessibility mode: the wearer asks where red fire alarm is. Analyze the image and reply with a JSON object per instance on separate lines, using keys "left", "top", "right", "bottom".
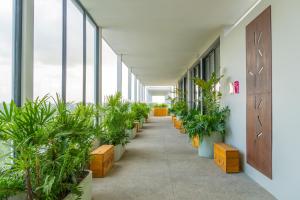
{"left": 233, "top": 81, "right": 239, "bottom": 94}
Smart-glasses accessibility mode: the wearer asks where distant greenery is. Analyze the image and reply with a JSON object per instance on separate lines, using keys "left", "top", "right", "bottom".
{"left": 131, "top": 102, "right": 150, "bottom": 121}
{"left": 153, "top": 103, "right": 168, "bottom": 108}
{"left": 168, "top": 89, "right": 188, "bottom": 117}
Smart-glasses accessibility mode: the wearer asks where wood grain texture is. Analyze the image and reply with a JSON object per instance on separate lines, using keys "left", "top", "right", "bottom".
{"left": 214, "top": 143, "right": 240, "bottom": 173}
{"left": 246, "top": 6, "right": 272, "bottom": 179}
{"left": 153, "top": 108, "right": 168, "bottom": 116}
{"left": 90, "top": 145, "right": 114, "bottom": 178}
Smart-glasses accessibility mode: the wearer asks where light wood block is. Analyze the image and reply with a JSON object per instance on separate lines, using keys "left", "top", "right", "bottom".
{"left": 90, "top": 145, "right": 114, "bottom": 178}
{"left": 175, "top": 119, "right": 182, "bottom": 129}
{"left": 192, "top": 135, "right": 199, "bottom": 148}
{"left": 214, "top": 143, "right": 240, "bottom": 173}
{"left": 153, "top": 108, "right": 168, "bottom": 116}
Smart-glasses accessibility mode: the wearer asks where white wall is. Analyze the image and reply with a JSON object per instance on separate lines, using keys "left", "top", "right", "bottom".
{"left": 220, "top": 0, "right": 300, "bottom": 199}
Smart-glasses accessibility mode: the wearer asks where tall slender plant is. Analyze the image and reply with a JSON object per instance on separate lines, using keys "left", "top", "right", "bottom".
{"left": 100, "top": 92, "right": 129, "bottom": 146}
{"left": 184, "top": 73, "right": 230, "bottom": 141}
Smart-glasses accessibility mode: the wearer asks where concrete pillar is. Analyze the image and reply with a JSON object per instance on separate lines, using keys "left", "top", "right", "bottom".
{"left": 134, "top": 77, "right": 137, "bottom": 102}
{"left": 187, "top": 69, "right": 192, "bottom": 109}
{"left": 117, "top": 54, "right": 122, "bottom": 93}
{"left": 140, "top": 84, "right": 144, "bottom": 102}
{"left": 128, "top": 69, "right": 132, "bottom": 101}
{"left": 21, "top": 0, "right": 34, "bottom": 104}
{"left": 97, "top": 28, "right": 103, "bottom": 105}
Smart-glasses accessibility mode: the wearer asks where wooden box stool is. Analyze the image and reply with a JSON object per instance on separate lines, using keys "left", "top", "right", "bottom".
{"left": 214, "top": 143, "right": 240, "bottom": 173}
{"left": 90, "top": 145, "right": 114, "bottom": 178}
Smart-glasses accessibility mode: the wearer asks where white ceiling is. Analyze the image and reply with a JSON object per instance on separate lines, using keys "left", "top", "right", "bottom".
{"left": 80, "top": 0, "right": 257, "bottom": 85}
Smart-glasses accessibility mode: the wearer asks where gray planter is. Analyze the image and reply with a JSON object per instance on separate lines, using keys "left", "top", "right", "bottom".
{"left": 127, "top": 128, "right": 136, "bottom": 140}
{"left": 8, "top": 171, "right": 92, "bottom": 200}
{"left": 139, "top": 120, "right": 143, "bottom": 129}
{"left": 8, "top": 193, "right": 26, "bottom": 200}
{"left": 198, "top": 132, "right": 223, "bottom": 158}
{"left": 64, "top": 170, "right": 92, "bottom": 200}
{"left": 92, "top": 138, "right": 101, "bottom": 150}
{"left": 114, "top": 144, "right": 125, "bottom": 161}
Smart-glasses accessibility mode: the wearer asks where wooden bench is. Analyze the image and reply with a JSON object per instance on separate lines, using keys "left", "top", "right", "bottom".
{"left": 214, "top": 143, "right": 240, "bottom": 173}
{"left": 175, "top": 119, "right": 182, "bottom": 129}
{"left": 90, "top": 145, "right": 114, "bottom": 178}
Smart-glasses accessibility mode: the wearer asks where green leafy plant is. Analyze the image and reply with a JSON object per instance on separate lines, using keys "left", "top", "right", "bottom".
{"left": 153, "top": 103, "right": 168, "bottom": 108}
{"left": 125, "top": 111, "right": 136, "bottom": 130}
{"left": 168, "top": 89, "right": 187, "bottom": 117}
{"left": 184, "top": 73, "right": 230, "bottom": 141}
{"left": 130, "top": 102, "right": 150, "bottom": 121}
{"left": 0, "top": 95, "right": 100, "bottom": 199}
{"left": 0, "top": 169, "right": 25, "bottom": 199}
{"left": 100, "top": 92, "right": 130, "bottom": 146}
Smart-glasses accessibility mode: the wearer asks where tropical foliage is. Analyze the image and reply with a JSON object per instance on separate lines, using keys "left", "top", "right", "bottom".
{"left": 0, "top": 95, "right": 100, "bottom": 199}
{"left": 168, "top": 88, "right": 188, "bottom": 118}
{"left": 183, "top": 73, "right": 230, "bottom": 141}
{"left": 100, "top": 92, "right": 130, "bottom": 146}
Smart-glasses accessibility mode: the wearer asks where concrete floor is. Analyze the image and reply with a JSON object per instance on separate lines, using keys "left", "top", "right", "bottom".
{"left": 92, "top": 117, "right": 275, "bottom": 200}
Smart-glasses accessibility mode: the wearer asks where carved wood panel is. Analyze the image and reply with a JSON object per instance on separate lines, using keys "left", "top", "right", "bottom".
{"left": 246, "top": 6, "right": 272, "bottom": 179}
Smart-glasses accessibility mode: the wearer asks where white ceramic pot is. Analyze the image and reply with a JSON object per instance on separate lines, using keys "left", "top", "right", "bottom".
{"left": 127, "top": 128, "right": 136, "bottom": 140}
{"left": 139, "top": 120, "right": 143, "bottom": 129}
{"left": 8, "top": 193, "right": 26, "bottom": 200}
{"left": 64, "top": 170, "right": 92, "bottom": 200}
{"left": 114, "top": 144, "right": 125, "bottom": 161}
{"left": 198, "top": 132, "right": 223, "bottom": 158}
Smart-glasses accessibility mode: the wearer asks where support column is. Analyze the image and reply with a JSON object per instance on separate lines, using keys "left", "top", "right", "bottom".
{"left": 140, "top": 83, "right": 143, "bottom": 101}
{"left": 187, "top": 69, "right": 192, "bottom": 109}
{"left": 95, "top": 27, "right": 102, "bottom": 105}
{"left": 21, "top": 0, "right": 34, "bottom": 104}
{"left": 128, "top": 69, "right": 132, "bottom": 101}
{"left": 117, "top": 54, "right": 122, "bottom": 93}
{"left": 134, "top": 77, "right": 137, "bottom": 102}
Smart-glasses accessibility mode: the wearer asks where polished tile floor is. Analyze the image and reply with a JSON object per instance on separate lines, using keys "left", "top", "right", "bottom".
{"left": 92, "top": 117, "right": 275, "bottom": 200}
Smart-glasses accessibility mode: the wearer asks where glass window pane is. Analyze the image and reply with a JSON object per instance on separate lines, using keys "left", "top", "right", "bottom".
{"left": 102, "top": 39, "right": 117, "bottom": 102}
{"left": 66, "top": 0, "right": 83, "bottom": 103}
{"left": 0, "top": 0, "right": 13, "bottom": 168}
{"left": 34, "top": 0, "right": 62, "bottom": 100}
{"left": 0, "top": 0, "right": 13, "bottom": 102}
{"left": 122, "top": 62, "right": 128, "bottom": 100}
{"left": 86, "top": 19, "right": 96, "bottom": 104}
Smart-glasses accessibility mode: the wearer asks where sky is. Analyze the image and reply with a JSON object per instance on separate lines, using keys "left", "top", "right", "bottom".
{"left": 0, "top": 0, "right": 12, "bottom": 102}
{"left": 0, "top": 0, "right": 130, "bottom": 104}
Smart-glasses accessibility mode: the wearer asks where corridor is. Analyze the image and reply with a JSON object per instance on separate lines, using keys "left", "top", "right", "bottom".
{"left": 92, "top": 117, "right": 275, "bottom": 200}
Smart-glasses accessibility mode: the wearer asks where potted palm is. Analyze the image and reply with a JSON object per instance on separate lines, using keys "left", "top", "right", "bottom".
{"left": 100, "top": 93, "right": 129, "bottom": 161}
{"left": 192, "top": 73, "right": 230, "bottom": 158}
{"left": 126, "top": 111, "right": 137, "bottom": 140}
{"left": 0, "top": 95, "right": 99, "bottom": 199}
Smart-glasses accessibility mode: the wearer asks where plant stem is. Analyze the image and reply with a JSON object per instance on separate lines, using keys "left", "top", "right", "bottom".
{"left": 25, "top": 168, "right": 34, "bottom": 200}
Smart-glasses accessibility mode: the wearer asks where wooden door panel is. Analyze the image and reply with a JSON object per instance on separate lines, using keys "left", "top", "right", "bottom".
{"left": 246, "top": 6, "right": 272, "bottom": 179}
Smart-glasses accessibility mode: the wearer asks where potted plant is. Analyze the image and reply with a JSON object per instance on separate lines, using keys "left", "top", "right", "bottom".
{"left": 100, "top": 92, "right": 129, "bottom": 161}
{"left": 130, "top": 103, "right": 149, "bottom": 129}
{"left": 0, "top": 95, "right": 99, "bottom": 199}
{"left": 126, "top": 111, "right": 137, "bottom": 140}
{"left": 192, "top": 73, "right": 230, "bottom": 158}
